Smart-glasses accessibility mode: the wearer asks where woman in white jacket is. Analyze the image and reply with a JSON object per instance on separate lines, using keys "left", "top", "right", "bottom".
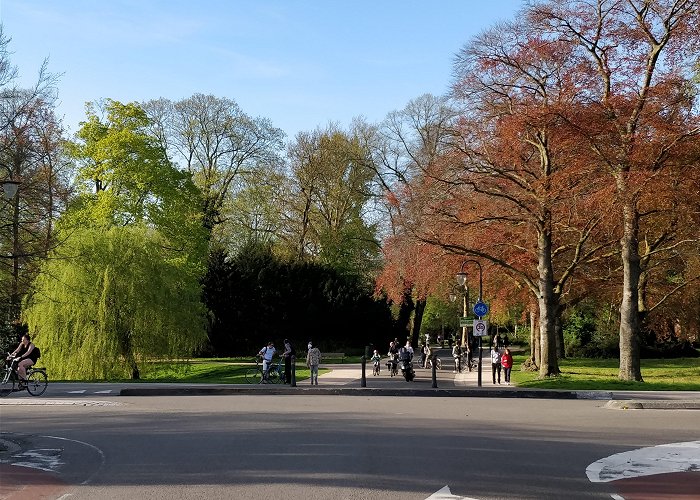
{"left": 490, "top": 346, "right": 501, "bottom": 385}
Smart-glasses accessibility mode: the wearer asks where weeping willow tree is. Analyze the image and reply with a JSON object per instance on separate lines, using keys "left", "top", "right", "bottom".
{"left": 24, "top": 225, "right": 207, "bottom": 379}
{"left": 22, "top": 99, "right": 208, "bottom": 379}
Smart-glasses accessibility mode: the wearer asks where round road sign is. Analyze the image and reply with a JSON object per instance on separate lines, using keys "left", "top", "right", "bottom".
{"left": 473, "top": 300, "right": 489, "bottom": 317}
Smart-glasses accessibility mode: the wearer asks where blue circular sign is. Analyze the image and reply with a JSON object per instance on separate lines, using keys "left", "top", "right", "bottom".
{"left": 473, "top": 300, "right": 489, "bottom": 317}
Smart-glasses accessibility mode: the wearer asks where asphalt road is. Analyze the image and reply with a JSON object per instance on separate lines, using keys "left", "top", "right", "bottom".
{"left": 2, "top": 394, "right": 699, "bottom": 499}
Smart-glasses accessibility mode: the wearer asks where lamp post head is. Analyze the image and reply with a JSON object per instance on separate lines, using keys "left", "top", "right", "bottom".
{"left": 2, "top": 180, "right": 20, "bottom": 199}
{"left": 456, "top": 272, "right": 467, "bottom": 287}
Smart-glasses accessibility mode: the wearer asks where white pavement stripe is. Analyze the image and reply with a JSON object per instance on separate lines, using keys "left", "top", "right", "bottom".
{"left": 42, "top": 435, "right": 106, "bottom": 485}
{"left": 93, "top": 390, "right": 112, "bottom": 394}
{"left": 10, "top": 448, "right": 63, "bottom": 473}
{"left": 67, "top": 390, "right": 86, "bottom": 394}
{"left": 0, "top": 399, "right": 122, "bottom": 406}
{"left": 425, "top": 485, "right": 479, "bottom": 499}
{"left": 586, "top": 440, "right": 700, "bottom": 483}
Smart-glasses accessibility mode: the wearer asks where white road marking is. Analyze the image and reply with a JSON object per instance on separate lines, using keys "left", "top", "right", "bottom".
{"left": 67, "top": 390, "right": 86, "bottom": 394}
{"left": 56, "top": 495, "right": 74, "bottom": 500}
{"left": 586, "top": 440, "right": 700, "bottom": 483}
{"left": 425, "top": 485, "right": 479, "bottom": 500}
{"left": 0, "top": 399, "right": 121, "bottom": 406}
{"left": 93, "top": 390, "right": 112, "bottom": 394}
{"left": 42, "top": 435, "right": 106, "bottom": 485}
{"left": 9, "top": 448, "right": 63, "bottom": 472}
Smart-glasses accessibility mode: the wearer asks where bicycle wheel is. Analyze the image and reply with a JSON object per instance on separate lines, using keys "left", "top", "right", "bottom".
{"left": 268, "top": 366, "right": 284, "bottom": 384}
{"left": 0, "top": 372, "right": 15, "bottom": 397}
{"left": 245, "top": 367, "right": 263, "bottom": 384}
{"left": 26, "top": 370, "right": 48, "bottom": 396}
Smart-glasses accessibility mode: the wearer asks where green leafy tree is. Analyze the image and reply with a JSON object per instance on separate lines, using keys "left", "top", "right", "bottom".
{"left": 23, "top": 99, "right": 208, "bottom": 379}
{"left": 284, "top": 125, "right": 380, "bottom": 277}
{"left": 24, "top": 226, "right": 207, "bottom": 379}
{"left": 142, "top": 94, "right": 286, "bottom": 238}
{"left": 202, "top": 241, "right": 392, "bottom": 355}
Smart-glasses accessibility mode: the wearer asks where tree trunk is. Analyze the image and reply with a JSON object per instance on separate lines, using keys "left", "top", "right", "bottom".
{"left": 394, "top": 289, "right": 415, "bottom": 343}
{"left": 555, "top": 313, "right": 565, "bottom": 359}
{"left": 10, "top": 188, "right": 21, "bottom": 323}
{"left": 530, "top": 309, "right": 540, "bottom": 367}
{"left": 618, "top": 199, "right": 643, "bottom": 381}
{"left": 537, "top": 227, "right": 560, "bottom": 377}
{"left": 411, "top": 299, "right": 426, "bottom": 348}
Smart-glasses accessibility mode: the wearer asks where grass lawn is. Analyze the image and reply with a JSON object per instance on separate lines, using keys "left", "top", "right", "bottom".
{"left": 134, "top": 359, "right": 325, "bottom": 384}
{"left": 512, "top": 355, "right": 700, "bottom": 391}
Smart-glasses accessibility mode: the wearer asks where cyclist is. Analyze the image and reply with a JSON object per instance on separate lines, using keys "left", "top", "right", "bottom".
{"left": 452, "top": 342, "right": 462, "bottom": 373}
{"left": 257, "top": 341, "right": 276, "bottom": 383}
{"left": 9, "top": 334, "right": 40, "bottom": 387}
{"left": 370, "top": 349, "right": 381, "bottom": 375}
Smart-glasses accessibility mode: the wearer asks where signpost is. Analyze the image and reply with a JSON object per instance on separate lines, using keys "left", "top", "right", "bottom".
{"left": 473, "top": 300, "right": 489, "bottom": 318}
{"left": 473, "top": 319, "right": 488, "bottom": 337}
{"left": 459, "top": 317, "right": 470, "bottom": 327}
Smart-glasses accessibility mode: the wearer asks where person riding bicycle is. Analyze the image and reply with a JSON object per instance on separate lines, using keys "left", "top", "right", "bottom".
{"left": 398, "top": 343, "right": 413, "bottom": 362}
{"left": 8, "top": 334, "right": 40, "bottom": 387}
{"left": 452, "top": 342, "right": 462, "bottom": 373}
{"left": 387, "top": 341, "right": 399, "bottom": 374}
{"left": 257, "top": 341, "right": 276, "bottom": 382}
{"left": 370, "top": 349, "right": 381, "bottom": 374}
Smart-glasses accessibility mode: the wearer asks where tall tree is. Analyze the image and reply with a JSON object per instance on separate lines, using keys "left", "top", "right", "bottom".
{"left": 66, "top": 100, "right": 206, "bottom": 259}
{"left": 0, "top": 28, "right": 69, "bottom": 350}
{"left": 143, "top": 94, "right": 285, "bottom": 239}
{"left": 24, "top": 100, "right": 208, "bottom": 378}
{"left": 533, "top": 0, "right": 700, "bottom": 380}
{"left": 369, "top": 95, "right": 459, "bottom": 342}
{"left": 284, "top": 124, "right": 380, "bottom": 276}
{"left": 397, "top": 17, "right": 614, "bottom": 377}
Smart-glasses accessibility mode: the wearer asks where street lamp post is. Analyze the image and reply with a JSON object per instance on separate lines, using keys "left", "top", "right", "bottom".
{"left": 450, "top": 284, "right": 470, "bottom": 360}
{"left": 456, "top": 260, "right": 484, "bottom": 387}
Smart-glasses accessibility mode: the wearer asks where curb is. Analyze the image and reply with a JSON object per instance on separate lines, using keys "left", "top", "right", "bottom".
{"left": 604, "top": 400, "right": 700, "bottom": 410}
{"left": 119, "top": 386, "right": 581, "bottom": 399}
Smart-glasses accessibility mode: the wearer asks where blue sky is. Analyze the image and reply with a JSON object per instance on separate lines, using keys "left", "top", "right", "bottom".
{"left": 2, "top": 0, "right": 523, "bottom": 139}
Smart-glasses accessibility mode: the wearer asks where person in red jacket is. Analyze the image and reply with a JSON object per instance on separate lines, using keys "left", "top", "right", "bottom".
{"left": 501, "top": 348, "right": 514, "bottom": 385}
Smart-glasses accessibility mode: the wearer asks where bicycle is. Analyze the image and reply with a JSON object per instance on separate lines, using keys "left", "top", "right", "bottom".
{"left": 1, "top": 355, "right": 48, "bottom": 397}
{"left": 386, "top": 355, "right": 398, "bottom": 377}
{"left": 373, "top": 359, "right": 381, "bottom": 376}
{"left": 245, "top": 357, "right": 284, "bottom": 384}
{"left": 426, "top": 356, "right": 442, "bottom": 370}
{"left": 458, "top": 353, "right": 478, "bottom": 372}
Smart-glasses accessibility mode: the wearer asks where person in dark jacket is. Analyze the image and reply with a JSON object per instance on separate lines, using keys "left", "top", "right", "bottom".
{"left": 281, "top": 339, "right": 295, "bottom": 384}
{"left": 9, "top": 334, "right": 40, "bottom": 385}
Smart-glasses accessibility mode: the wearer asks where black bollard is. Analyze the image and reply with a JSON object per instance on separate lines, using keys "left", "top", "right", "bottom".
{"left": 361, "top": 345, "right": 372, "bottom": 388}
{"left": 361, "top": 355, "right": 367, "bottom": 387}
{"left": 291, "top": 355, "right": 296, "bottom": 387}
{"left": 431, "top": 353, "right": 438, "bottom": 388}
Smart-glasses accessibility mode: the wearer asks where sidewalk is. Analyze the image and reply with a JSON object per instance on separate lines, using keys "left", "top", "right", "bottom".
{"left": 114, "top": 363, "right": 700, "bottom": 406}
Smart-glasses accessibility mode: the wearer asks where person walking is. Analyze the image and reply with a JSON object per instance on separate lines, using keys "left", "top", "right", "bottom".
{"left": 501, "top": 348, "right": 513, "bottom": 385}
{"left": 491, "top": 346, "right": 502, "bottom": 385}
{"left": 306, "top": 342, "right": 321, "bottom": 385}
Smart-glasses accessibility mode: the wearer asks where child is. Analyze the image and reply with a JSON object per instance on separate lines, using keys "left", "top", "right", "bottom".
{"left": 371, "top": 349, "right": 381, "bottom": 375}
